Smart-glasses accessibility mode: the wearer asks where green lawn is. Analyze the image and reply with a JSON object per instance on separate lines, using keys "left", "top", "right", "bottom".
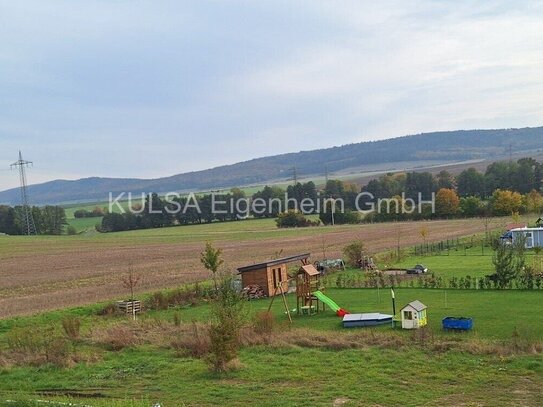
{"left": 144, "top": 288, "right": 543, "bottom": 340}
{"left": 0, "top": 288, "right": 541, "bottom": 406}
{"left": 389, "top": 247, "right": 495, "bottom": 278}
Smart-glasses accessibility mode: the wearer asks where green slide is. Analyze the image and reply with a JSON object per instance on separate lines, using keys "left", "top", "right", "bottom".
{"left": 313, "top": 290, "right": 341, "bottom": 312}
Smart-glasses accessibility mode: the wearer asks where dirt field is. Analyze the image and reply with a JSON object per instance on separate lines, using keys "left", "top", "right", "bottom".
{"left": 0, "top": 217, "right": 508, "bottom": 318}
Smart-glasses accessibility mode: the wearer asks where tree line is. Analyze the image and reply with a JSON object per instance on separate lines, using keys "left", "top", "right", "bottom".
{"left": 100, "top": 156, "right": 543, "bottom": 232}
{"left": 0, "top": 205, "right": 67, "bottom": 235}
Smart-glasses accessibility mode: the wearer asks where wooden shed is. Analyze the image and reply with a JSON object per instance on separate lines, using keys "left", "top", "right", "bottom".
{"left": 237, "top": 253, "right": 310, "bottom": 297}
{"left": 400, "top": 300, "right": 428, "bottom": 329}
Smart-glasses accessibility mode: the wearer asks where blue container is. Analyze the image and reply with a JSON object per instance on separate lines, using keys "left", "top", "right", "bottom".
{"left": 442, "top": 317, "right": 473, "bottom": 331}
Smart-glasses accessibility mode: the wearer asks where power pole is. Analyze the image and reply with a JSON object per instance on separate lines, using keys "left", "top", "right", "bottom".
{"left": 10, "top": 151, "right": 37, "bottom": 235}
{"left": 292, "top": 166, "right": 298, "bottom": 185}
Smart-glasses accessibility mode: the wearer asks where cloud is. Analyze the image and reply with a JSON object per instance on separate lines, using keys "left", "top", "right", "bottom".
{"left": 1, "top": 1, "right": 543, "bottom": 191}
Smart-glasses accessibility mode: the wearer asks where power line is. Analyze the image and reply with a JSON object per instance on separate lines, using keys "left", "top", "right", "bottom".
{"left": 10, "top": 151, "right": 37, "bottom": 235}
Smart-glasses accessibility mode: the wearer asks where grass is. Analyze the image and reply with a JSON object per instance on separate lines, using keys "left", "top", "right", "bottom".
{"left": 389, "top": 246, "right": 495, "bottom": 278}
{"left": 1, "top": 217, "right": 541, "bottom": 404}
{"left": 0, "top": 345, "right": 540, "bottom": 406}
{"left": 0, "top": 287, "right": 541, "bottom": 406}
{"left": 387, "top": 243, "right": 543, "bottom": 278}
{"left": 66, "top": 217, "right": 102, "bottom": 233}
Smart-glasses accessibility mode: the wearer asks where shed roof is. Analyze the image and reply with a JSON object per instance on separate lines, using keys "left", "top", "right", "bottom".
{"left": 237, "top": 253, "right": 310, "bottom": 273}
{"left": 510, "top": 227, "right": 543, "bottom": 232}
{"left": 506, "top": 223, "right": 527, "bottom": 231}
{"left": 401, "top": 300, "right": 427, "bottom": 312}
{"left": 299, "top": 264, "right": 320, "bottom": 276}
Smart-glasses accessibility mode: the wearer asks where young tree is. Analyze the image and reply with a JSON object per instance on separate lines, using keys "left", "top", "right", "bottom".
{"left": 200, "top": 242, "right": 224, "bottom": 291}
{"left": 121, "top": 267, "right": 142, "bottom": 301}
{"left": 491, "top": 234, "right": 526, "bottom": 289}
{"left": 121, "top": 266, "right": 142, "bottom": 320}
{"left": 208, "top": 276, "right": 247, "bottom": 372}
{"left": 491, "top": 240, "right": 516, "bottom": 289}
{"left": 419, "top": 225, "right": 429, "bottom": 246}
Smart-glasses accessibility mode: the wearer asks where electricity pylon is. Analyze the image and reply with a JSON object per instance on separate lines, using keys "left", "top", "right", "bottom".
{"left": 10, "top": 151, "right": 37, "bottom": 235}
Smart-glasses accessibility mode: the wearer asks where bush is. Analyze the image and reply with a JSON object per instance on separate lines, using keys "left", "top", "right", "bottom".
{"left": 171, "top": 322, "right": 210, "bottom": 358}
{"left": 319, "top": 209, "right": 360, "bottom": 225}
{"left": 61, "top": 316, "right": 81, "bottom": 340}
{"left": 146, "top": 286, "right": 203, "bottom": 311}
{"left": 276, "top": 210, "right": 319, "bottom": 228}
{"left": 253, "top": 311, "right": 275, "bottom": 335}
{"left": 97, "top": 325, "right": 138, "bottom": 351}
{"left": 343, "top": 241, "right": 365, "bottom": 267}
{"left": 97, "top": 302, "right": 118, "bottom": 316}
{"left": 5, "top": 325, "right": 73, "bottom": 367}
{"left": 66, "top": 225, "right": 77, "bottom": 235}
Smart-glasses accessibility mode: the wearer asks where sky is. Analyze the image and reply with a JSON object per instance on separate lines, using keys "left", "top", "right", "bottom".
{"left": 1, "top": 0, "right": 543, "bottom": 191}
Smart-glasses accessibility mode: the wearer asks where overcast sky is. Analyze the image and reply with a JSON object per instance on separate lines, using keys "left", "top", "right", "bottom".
{"left": 1, "top": 1, "right": 543, "bottom": 191}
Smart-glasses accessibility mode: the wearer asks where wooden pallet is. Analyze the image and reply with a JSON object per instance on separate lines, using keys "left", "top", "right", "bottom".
{"left": 116, "top": 300, "right": 142, "bottom": 314}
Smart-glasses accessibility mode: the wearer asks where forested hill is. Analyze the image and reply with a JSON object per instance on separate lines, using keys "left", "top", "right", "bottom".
{"left": 2, "top": 127, "right": 543, "bottom": 205}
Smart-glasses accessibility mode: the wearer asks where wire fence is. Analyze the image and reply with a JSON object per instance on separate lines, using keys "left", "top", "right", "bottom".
{"left": 412, "top": 236, "right": 494, "bottom": 256}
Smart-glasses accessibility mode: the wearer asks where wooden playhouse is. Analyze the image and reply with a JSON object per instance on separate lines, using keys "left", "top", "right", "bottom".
{"left": 237, "top": 253, "right": 310, "bottom": 297}
{"left": 295, "top": 263, "right": 324, "bottom": 314}
{"left": 400, "top": 300, "right": 428, "bottom": 329}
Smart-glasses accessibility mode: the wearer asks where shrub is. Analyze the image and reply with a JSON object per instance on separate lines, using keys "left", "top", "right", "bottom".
{"left": 146, "top": 287, "right": 203, "bottom": 311}
{"left": 276, "top": 210, "right": 319, "bottom": 228}
{"left": 173, "top": 313, "right": 182, "bottom": 327}
{"left": 171, "top": 322, "right": 210, "bottom": 358}
{"left": 61, "top": 316, "right": 81, "bottom": 341}
{"left": 253, "top": 311, "right": 275, "bottom": 335}
{"left": 319, "top": 210, "right": 360, "bottom": 225}
{"left": 98, "top": 325, "right": 138, "bottom": 351}
{"left": 97, "top": 302, "right": 118, "bottom": 316}
{"left": 343, "top": 240, "right": 365, "bottom": 267}
{"left": 5, "top": 325, "right": 73, "bottom": 367}
{"left": 66, "top": 225, "right": 77, "bottom": 235}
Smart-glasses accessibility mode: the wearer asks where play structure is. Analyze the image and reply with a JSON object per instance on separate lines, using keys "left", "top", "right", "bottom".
{"left": 256, "top": 254, "right": 349, "bottom": 319}
{"left": 313, "top": 290, "right": 349, "bottom": 317}
{"left": 399, "top": 300, "right": 428, "bottom": 329}
{"left": 295, "top": 263, "right": 348, "bottom": 316}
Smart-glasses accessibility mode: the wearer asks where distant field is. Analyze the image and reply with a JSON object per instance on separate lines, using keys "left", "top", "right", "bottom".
{"left": 0, "top": 217, "right": 516, "bottom": 318}
{"left": 66, "top": 217, "right": 101, "bottom": 233}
